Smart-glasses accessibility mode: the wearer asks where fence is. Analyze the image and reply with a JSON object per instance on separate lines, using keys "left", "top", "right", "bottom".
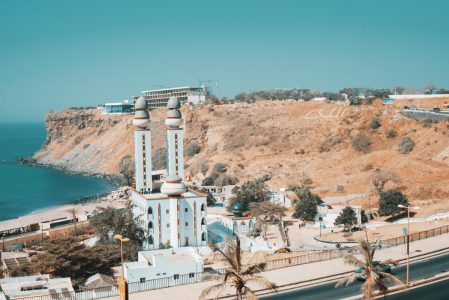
{"left": 8, "top": 224, "right": 449, "bottom": 300}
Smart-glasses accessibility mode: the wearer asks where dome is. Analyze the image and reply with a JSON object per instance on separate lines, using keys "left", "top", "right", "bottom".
{"left": 160, "top": 175, "right": 186, "bottom": 196}
{"left": 231, "top": 203, "right": 244, "bottom": 216}
{"left": 166, "top": 109, "right": 181, "bottom": 119}
{"left": 134, "top": 110, "right": 149, "bottom": 119}
{"left": 167, "top": 97, "right": 181, "bottom": 109}
{"left": 134, "top": 96, "right": 147, "bottom": 110}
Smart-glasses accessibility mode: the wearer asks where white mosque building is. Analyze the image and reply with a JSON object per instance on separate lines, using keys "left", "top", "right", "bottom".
{"left": 131, "top": 96, "right": 208, "bottom": 250}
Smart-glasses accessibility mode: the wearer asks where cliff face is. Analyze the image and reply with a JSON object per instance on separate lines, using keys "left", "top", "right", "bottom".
{"left": 35, "top": 101, "right": 449, "bottom": 215}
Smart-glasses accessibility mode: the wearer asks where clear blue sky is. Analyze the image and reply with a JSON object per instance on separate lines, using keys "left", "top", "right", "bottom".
{"left": 1, "top": 0, "right": 449, "bottom": 122}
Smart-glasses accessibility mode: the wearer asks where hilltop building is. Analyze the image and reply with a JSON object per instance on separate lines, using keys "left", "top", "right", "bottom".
{"left": 134, "top": 86, "right": 206, "bottom": 110}
{"left": 131, "top": 96, "right": 208, "bottom": 250}
{"left": 100, "top": 100, "right": 133, "bottom": 114}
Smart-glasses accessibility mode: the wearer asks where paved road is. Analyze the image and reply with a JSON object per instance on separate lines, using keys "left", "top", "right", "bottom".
{"left": 263, "top": 252, "right": 449, "bottom": 300}
{"left": 386, "top": 277, "right": 449, "bottom": 300}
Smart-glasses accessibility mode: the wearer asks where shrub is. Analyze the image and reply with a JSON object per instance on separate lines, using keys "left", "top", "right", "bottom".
{"left": 370, "top": 117, "right": 381, "bottom": 129}
{"left": 379, "top": 189, "right": 408, "bottom": 218}
{"left": 319, "top": 136, "right": 341, "bottom": 153}
{"left": 300, "top": 172, "right": 313, "bottom": 185}
{"left": 386, "top": 130, "right": 397, "bottom": 138}
{"left": 398, "top": 137, "right": 415, "bottom": 154}
{"left": 351, "top": 134, "right": 372, "bottom": 152}
{"left": 212, "top": 163, "right": 227, "bottom": 174}
{"left": 214, "top": 174, "right": 238, "bottom": 186}
{"left": 422, "top": 119, "right": 432, "bottom": 128}
{"left": 336, "top": 185, "right": 345, "bottom": 193}
{"left": 186, "top": 143, "right": 201, "bottom": 157}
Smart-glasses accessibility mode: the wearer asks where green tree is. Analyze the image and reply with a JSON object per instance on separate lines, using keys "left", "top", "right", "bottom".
{"left": 206, "top": 191, "right": 217, "bottom": 207}
{"left": 90, "top": 204, "right": 145, "bottom": 260}
{"left": 292, "top": 186, "right": 322, "bottom": 221}
{"left": 379, "top": 189, "right": 408, "bottom": 218}
{"left": 229, "top": 179, "right": 270, "bottom": 211}
{"left": 334, "top": 206, "right": 358, "bottom": 231}
{"left": 336, "top": 238, "right": 402, "bottom": 299}
{"left": 26, "top": 236, "right": 120, "bottom": 288}
{"left": 200, "top": 236, "right": 277, "bottom": 300}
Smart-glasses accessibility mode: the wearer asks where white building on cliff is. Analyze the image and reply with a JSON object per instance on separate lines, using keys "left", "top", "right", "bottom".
{"left": 131, "top": 96, "right": 208, "bottom": 250}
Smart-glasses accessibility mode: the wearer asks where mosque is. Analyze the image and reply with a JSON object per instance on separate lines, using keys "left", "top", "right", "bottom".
{"left": 131, "top": 96, "right": 208, "bottom": 250}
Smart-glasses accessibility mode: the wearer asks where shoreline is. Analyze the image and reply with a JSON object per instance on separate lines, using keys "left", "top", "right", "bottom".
{"left": 14, "top": 156, "right": 124, "bottom": 186}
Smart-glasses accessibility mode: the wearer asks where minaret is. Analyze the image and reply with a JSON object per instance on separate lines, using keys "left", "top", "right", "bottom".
{"left": 133, "top": 96, "right": 152, "bottom": 193}
{"left": 165, "top": 97, "right": 184, "bottom": 180}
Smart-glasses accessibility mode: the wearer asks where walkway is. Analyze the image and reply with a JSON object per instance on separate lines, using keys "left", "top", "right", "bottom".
{"left": 105, "top": 230, "right": 449, "bottom": 300}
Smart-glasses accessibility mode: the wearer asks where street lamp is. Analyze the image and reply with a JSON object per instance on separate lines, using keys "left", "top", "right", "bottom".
{"left": 397, "top": 204, "right": 419, "bottom": 288}
{"left": 114, "top": 234, "right": 130, "bottom": 300}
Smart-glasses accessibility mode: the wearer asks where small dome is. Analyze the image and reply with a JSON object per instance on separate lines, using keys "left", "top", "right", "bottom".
{"left": 231, "top": 203, "right": 245, "bottom": 217}
{"left": 166, "top": 109, "right": 181, "bottom": 119}
{"left": 134, "top": 96, "right": 147, "bottom": 110}
{"left": 167, "top": 97, "right": 181, "bottom": 109}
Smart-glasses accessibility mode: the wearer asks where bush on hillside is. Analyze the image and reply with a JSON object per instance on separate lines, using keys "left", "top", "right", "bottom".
{"left": 319, "top": 136, "right": 342, "bottom": 153}
{"left": 186, "top": 143, "right": 201, "bottom": 157}
{"left": 398, "top": 137, "right": 415, "bottom": 154}
{"left": 386, "top": 129, "right": 397, "bottom": 138}
{"left": 351, "top": 134, "right": 372, "bottom": 152}
{"left": 370, "top": 117, "right": 381, "bottom": 129}
{"left": 153, "top": 148, "right": 167, "bottom": 170}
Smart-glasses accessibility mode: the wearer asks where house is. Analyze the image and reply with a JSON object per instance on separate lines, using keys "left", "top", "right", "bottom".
{"left": 200, "top": 185, "right": 236, "bottom": 207}
{"left": 315, "top": 205, "right": 362, "bottom": 228}
{"left": 100, "top": 100, "right": 133, "bottom": 114}
{"left": 123, "top": 247, "right": 203, "bottom": 284}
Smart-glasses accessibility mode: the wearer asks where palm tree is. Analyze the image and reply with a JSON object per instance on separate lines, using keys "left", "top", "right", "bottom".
{"left": 336, "top": 238, "right": 403, "bottom": 299}
{"left": 200, "top": 236, "right": 277, "bottom": 300}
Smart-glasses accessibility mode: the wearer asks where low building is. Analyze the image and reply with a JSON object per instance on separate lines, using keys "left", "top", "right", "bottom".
{"left": 200, "top": 185, "right": 235, "bottom": 207}
{"left": 0, "top": 275, "right": 74, "bottom": 300}
{"left": 123, "top": 247, "right": 203, "bottom": 284}
{"left": 100, "top": 100, "right": 133, "bottom": 114}
{"left": 316, "top": 205, "right": 362, "bottom": 229}
{"left": 135, "top": 86, "right": 207, "bottom": 110}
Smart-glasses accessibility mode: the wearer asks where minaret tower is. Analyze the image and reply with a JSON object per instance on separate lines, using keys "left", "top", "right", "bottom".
{"left": 133, "top": 96, "right": 152, "bottom": 193}
{"left": 165, "top": 97, "right": 184, "bottom": 180}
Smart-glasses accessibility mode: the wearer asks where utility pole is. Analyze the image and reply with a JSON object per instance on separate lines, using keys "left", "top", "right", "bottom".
{"left": 398, "top": 204, "right": 419, "bottom": 288}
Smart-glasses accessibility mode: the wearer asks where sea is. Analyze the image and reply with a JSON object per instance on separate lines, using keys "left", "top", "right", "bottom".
{"left": 0, "top": 123, "right": 116, "bottom": 221}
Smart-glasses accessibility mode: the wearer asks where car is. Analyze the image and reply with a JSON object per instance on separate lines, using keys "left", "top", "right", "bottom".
{"left": 274, "top": 247, "right": 291, "bottom": 253}
{"left": 403, "top": 106, "right": 410, "bottom": 109}
{"left": 433, "top": 107, "right": 441, "bottom": 113}
{"left": 354, "top": 261, "right": 392, "bottom": 281}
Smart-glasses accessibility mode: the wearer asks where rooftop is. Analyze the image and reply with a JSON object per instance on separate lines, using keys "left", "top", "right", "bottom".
{"left": 0, "top": 275, "right": 74, "bottom": 299}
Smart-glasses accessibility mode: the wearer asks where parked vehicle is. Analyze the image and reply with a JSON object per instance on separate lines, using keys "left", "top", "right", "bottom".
{"left": 274, "top": 247, "right": 291, "bottom": 254}
{"left": 433, "top": 107, "right": 441, "bottom": 113}
{"left": 355, "top": 261, "right": 392, "bottom": 281}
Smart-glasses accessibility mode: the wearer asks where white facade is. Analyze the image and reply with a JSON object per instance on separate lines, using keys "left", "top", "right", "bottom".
{"left": 0, "top": 275, "right": 74, "bottom": 300}
{"left": 124, "top": 247, "right": 203, "bottom": 283}
{"left": 201, "top": 185, "right": 235, "bottom": 207}
{"left": 316, "top": 205, "right": 362, "bottom": 228}
{"left": 132, "top": 190, "right": 207, "bottom": 249}
{"left": 135, "top": 86, "right": 207, "bottom": 110}
{"left": 134, "top": 130, "right": 152, "bottom": 193}
{"left": 166, "top": 129, "right": 184, "bottom": 181}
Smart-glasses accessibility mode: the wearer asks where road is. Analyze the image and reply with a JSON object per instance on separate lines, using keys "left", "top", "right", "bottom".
{"left": 263, "top": 252, "right": 449, "bottom": 300}
{"left": 386, "top": 277, "right": 449, "bottom": 300}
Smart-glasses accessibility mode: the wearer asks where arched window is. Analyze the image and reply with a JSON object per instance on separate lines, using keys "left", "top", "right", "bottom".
{"left": 201, "top": 204, "right": 206, "bottom": 212}
{"left": 201, "top": 218, "right": 206, "bottom": 225}
{"left": 148, "top": 221, "right": 153, "bottom": 230}
{"left": 148, "top": 207, "right": 153, "bottom": 215}
{"left": 149, "top": 235, "right": 154, "bottom": 245}
{"left": 201, "top": 232, "right": 207, "bottom": 241}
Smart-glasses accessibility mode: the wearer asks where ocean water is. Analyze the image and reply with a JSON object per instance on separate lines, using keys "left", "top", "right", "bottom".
{"left": 0, "top": 123, "right": 116, "bottom": 221}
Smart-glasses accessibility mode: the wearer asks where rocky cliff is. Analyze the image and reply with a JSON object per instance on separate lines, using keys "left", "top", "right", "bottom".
{"left": 34, "top": 101, "right": 449, "bottom": 215}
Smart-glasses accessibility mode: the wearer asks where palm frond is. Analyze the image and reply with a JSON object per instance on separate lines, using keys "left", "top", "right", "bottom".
{"left": 244, "top": 287, "right": 258, "bottom": 300}
{"left": 242, "top": 262, "right": 267, "bottom": 276}
{"left": 245, "top": 276, "right": 277, "bottom": 292}
{"left": 378, "top": 271, "right": 403, "bottom": 287}
{"left": 344, "top": 254, "right": 365, "bottom": 268}
{"left": 335, "top": 273, "right": 358, "bottom": 287}
{"left": 199, "top": 282, "right": 228, "bottom": 300}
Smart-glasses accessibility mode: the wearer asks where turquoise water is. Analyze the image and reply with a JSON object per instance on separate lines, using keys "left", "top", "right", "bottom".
{"left": 0, "top": 123, "right": 116, "bottom": 221}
